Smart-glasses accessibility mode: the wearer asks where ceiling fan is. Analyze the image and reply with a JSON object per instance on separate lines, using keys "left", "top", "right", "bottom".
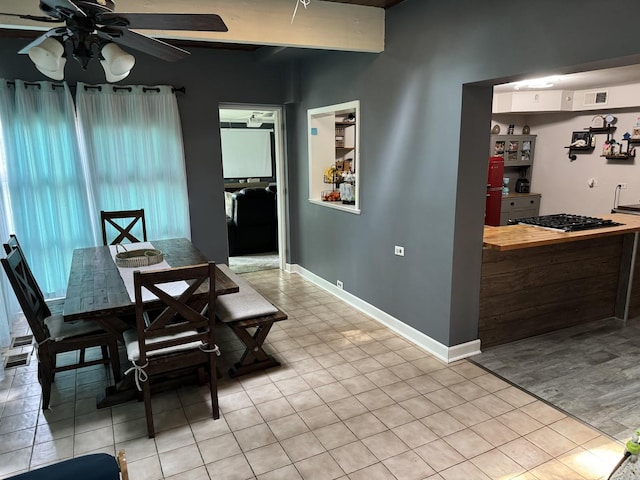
{"left": 0, "top": 0, "right": 228, "bottom": 81}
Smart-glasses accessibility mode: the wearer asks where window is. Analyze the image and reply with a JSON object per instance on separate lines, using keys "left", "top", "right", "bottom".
{"left": 308, "top": 100, "right": 360, "bottom": 213}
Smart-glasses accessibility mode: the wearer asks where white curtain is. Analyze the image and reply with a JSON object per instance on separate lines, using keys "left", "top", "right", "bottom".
{"left": 0, "top": 81, "right": 191, "bottom": 367}
{"left": 0, "top": 80, "right": 93, "bottom": 377}
{"left": 0, "top": 80, "right": 93, "bottom": 298}
{"left": 76, "top": 84, "right": 191, "bottom": 243}
{"left": 0, "top": 82, "right": 14, "bottom": 355}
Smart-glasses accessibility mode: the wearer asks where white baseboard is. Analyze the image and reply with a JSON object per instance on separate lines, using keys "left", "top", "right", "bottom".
{"left": 287, "top": 264, "right": 481, "bottom": 363}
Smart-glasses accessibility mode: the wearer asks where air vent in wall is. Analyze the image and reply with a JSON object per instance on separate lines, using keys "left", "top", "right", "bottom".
{"left": 584, "top": 90, "right": 608, "bottom": 106}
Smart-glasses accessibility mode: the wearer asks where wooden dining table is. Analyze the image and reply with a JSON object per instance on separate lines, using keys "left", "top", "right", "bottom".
{"left": 64, "top": 237, "right": 238, "bottom": 322}
{"left": 62, "top": 237, "right": 239, "bottom": 408}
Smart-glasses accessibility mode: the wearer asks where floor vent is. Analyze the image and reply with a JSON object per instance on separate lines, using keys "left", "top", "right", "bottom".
{"left": 11, "top": 335, "right": 34, "bottom": 348}
{"left": 5, "top": 352, "right": 30, "bottom": 369}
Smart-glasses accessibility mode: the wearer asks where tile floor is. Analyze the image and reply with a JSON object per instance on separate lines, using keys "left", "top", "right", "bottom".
{"left": 471, "top": 316, "right": 640, "bottom": 443}
{"left": 0, "top": 268, "right": 626, "bottom": 479}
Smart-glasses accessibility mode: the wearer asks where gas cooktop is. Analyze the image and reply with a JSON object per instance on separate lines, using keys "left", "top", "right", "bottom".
{"left": 512, "top": 214, "right": 623, "bottom": 232}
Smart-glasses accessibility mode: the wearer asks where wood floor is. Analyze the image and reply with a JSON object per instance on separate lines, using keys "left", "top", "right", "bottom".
{"left": 471, "top": 315, "right": 640, "bottom": 442}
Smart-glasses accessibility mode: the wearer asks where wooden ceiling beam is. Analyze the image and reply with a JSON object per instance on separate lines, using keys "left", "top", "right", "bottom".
{"left": 0, "top": 0, "right": 385, "bottom": 53}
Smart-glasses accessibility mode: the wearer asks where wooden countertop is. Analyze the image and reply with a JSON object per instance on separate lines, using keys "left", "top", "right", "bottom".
{"left": 483, "top": 213, "right": 640, "bottom": 251}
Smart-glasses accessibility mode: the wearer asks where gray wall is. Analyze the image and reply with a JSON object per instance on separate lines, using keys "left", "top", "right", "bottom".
{"left": 288, "top": 0, "right": 640, "bottom": 347}
{"left": 0, "top": 38, "right": 287, "bottom": 263}
{"left": 4, "top": 0, "right": 640, "bottom": 349}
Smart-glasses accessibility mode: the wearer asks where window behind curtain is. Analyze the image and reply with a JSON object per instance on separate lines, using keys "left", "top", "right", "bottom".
{"left": 76, "top": 84, "right": 191, "bottom": 244}
{"left": 0, "top": 81, "right": 191, "bottom": 304}
{"left": 0, "top": 81, "right": 94, "bottom": 298}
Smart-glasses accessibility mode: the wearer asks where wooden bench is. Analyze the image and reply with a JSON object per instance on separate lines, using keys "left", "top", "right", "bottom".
{"left": 216, "top": 264, "right": 287, "bottom": 377}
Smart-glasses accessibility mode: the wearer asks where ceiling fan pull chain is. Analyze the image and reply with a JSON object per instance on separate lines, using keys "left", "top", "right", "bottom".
{"left": 291, "top": 0, "right": 311, "bottom": 24}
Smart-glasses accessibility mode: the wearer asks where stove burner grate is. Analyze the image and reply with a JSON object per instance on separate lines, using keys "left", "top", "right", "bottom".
{"left": 512, "top": 214, "right": 623, "bottom": 232}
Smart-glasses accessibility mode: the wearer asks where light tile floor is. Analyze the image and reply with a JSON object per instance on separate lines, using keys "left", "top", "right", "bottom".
{"left": 0, "top": 269, "right": 626, "bottom": 479}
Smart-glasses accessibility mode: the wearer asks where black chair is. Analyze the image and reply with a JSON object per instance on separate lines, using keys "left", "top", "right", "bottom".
{"left": 122, "top": 262, "right": 220, "bottom": 437}
{"left": 1, "top": 248, "right": 121, "bottom": 410}
{"left": 226, "top": 188, "right": 277, "bottom": 256}
{"left": 3, "top": 234, "right": 64, "bottom": 314}
{"left": 100, "top": 209, "right": 147, "bottom": 246}
{"left": 6, "top": 450, "right": 128, "bottom": 480}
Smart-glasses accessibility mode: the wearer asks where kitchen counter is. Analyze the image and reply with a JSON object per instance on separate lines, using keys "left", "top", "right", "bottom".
{"left": 479, "top": 213, "right": 640, "bottom": 348}
{"left": 484, "top": 213, "right": 640, "bottom": 251}
{"left": 502, "top": 192, "right": 540, "bottom": 198}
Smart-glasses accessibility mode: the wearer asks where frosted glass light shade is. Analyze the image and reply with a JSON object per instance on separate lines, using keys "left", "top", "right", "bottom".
{"left": 35, "top": 56, "right": 67, "bottom": 81}
{"left": 100, "top": 43, "right": 135, "bottom": 82}
{"left": 99, "top": 61, "right": 130, "bottom": 83}
{"left": 28, "top": 37, "right": 65, "bottom": 72}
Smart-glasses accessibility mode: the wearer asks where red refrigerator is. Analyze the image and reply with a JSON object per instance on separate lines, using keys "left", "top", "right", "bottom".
{"left": 485, "top": 156, "right": 504, "bottom": 226}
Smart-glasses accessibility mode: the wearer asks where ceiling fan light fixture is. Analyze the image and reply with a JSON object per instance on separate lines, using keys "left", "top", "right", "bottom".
{"left": 35, "top": 56, "right": 66, "bottom": 81}
{"left": 100, "top": 64, "right": 130, "bottom": 83}
{"left": 100, "top": 42, "right": 135, "bottom": 82}
{"left": 28, "top": 37, "right": 64, "bottom": 72}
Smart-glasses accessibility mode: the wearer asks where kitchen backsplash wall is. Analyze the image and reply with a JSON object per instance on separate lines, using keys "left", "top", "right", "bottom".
{"left": 492, "top": 108, "right": 640, "bottom": 216}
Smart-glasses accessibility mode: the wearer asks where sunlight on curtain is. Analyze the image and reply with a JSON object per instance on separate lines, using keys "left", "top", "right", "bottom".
{"left": 76, "top": 84, "right": 191, "bottom": 243}
{"left": 0, "top": 82, "right": 16, "bottom": 359}
{"left": 0, "top": 80, "right": 92, "bottom": 299}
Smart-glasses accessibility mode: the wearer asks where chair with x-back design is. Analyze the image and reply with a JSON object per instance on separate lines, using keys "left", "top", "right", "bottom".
{"left": 122, "top": 261, "right": 220, "bottom": 437}
{"left": 3, "top": 234, "right": 65, "bottom": 315}
{"left": 1, "top": 247, "right": 121, "bottom": 410}
{"left": 100, "top": 209, "right": 147, "bottom": 246}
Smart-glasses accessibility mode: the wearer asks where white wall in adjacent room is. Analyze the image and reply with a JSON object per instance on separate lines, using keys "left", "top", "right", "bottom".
{"left": 494, "top": 108, "right": 640, "bottom": 217}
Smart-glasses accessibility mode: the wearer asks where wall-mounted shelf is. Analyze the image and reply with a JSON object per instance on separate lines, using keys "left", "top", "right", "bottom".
{"left": 588, "top": 126, "right": 616, "bottom": 134}
{"left": 565, "top": 130, "right": 595, "bottom": 160}
{"left": 603, "top": 137, "right": 637, "bottom": 160}
{"left": 565, "top": 145, "right": 595, "bottom": 160}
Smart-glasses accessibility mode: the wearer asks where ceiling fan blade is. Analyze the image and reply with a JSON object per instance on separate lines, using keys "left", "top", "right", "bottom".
{"left": 40, "top": 0, "right": 87, "bottom": 17}
{"left": 17, "top": 28, "right": 66, "bottom": 54}
{"left": 0, "top": 12, "right": 62, "bottom": 23}
{"left": 97, "top": 13, "right": 228, "bottom": 32}
{"left": 98, "top": 27, "right": 190, "bottom": 62}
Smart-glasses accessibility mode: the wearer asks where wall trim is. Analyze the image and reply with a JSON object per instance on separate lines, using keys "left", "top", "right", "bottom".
{"left": 286, "top": 264, "right": 482, "bottom": 363}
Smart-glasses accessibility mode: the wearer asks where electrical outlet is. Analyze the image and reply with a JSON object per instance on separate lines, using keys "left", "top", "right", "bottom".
{"left": 394, "top": 245, "right": 405, "bottom": 256}
{"left": 620, "top": 183, "right": 628, "bottom": 189}
{"left": 336, "top": 280, "right": 343, "bottom": 289}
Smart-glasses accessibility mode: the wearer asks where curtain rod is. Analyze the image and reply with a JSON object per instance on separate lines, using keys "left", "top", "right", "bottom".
{"left": 5, "top": 81, "right": 185, "bottom": 94}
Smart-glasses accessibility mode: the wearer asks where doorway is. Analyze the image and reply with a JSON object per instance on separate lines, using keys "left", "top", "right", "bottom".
{"left": 469, "top": 62, "right": 640, "bottom": 442}
{"left": 219, "top": 105, "right": 286, "bottom": 274}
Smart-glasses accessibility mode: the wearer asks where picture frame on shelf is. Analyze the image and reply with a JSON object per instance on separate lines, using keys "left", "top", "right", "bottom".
{"left": 570, "top": 131, "right": 592, "bottom": 147}
{"left": 591, "top": 115, "right": 605, "bottom": 129}
{"left": 632, "top": 127, "right": 640, "bottom": 139}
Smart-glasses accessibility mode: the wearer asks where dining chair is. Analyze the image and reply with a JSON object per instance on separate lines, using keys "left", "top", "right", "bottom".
{"left": 100, "top": 209, "right": 147, "bottom": 246}
{"left": 1, "top": 248, "right": 122, "bottom": 410}
{"left": 122, "top": 261, "right": 220, "bottom": 438}
{"left": 3, "top": 234, "right": 64, "bottom": 315}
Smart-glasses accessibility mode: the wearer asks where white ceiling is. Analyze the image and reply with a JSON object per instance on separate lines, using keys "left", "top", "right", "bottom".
{"left": 494, "top": 64, "right": 640, "bottom": 93}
